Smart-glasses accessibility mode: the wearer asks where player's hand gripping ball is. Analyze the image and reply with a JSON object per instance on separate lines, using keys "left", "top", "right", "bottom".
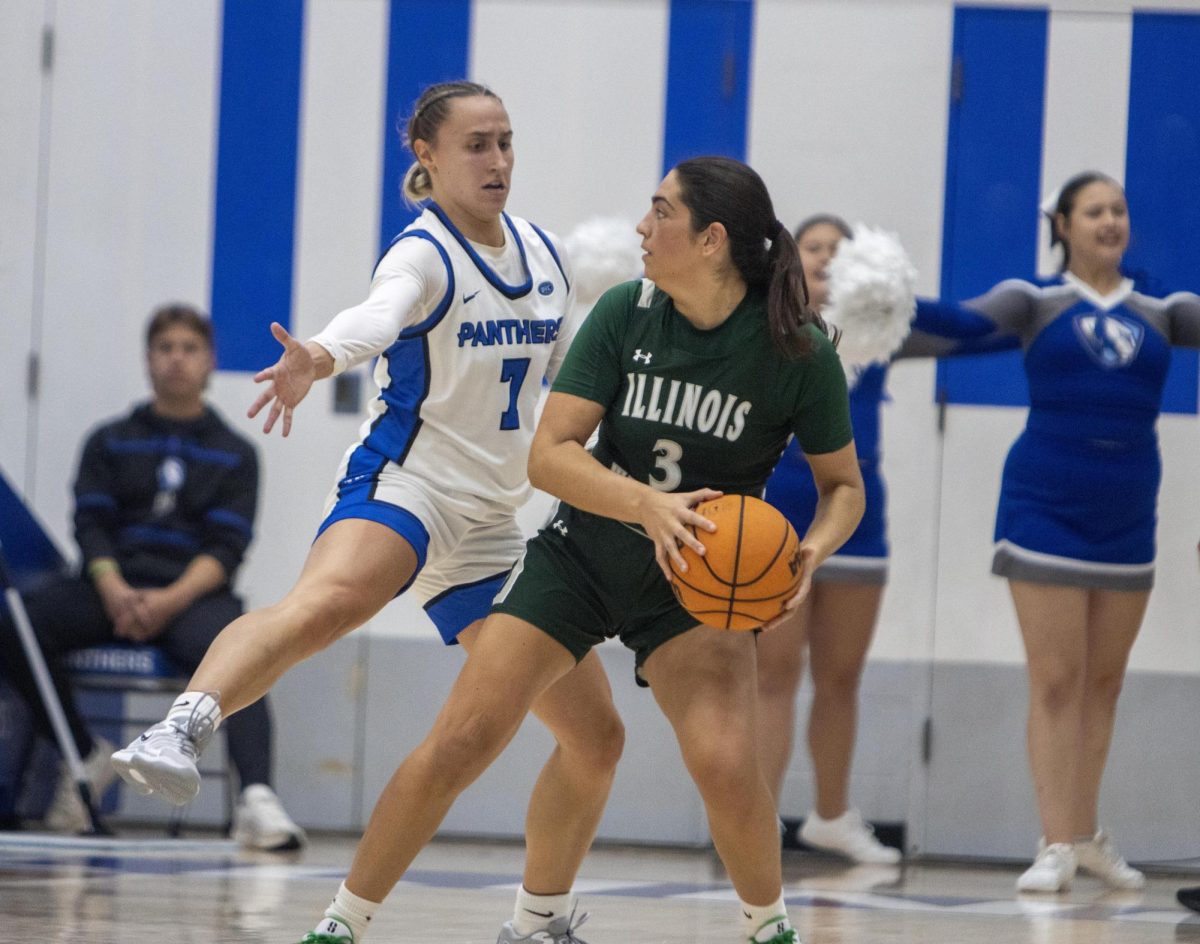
{"left": 668, "top": 495, "right": 803, "bottom": 630}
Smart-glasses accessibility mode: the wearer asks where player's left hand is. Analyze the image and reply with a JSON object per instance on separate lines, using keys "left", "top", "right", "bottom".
{"left": 762, "top": 545, "right": 816, "bottom": 631}
{"left": 637, "top": 487, "right": 723, "bottom": 582}
{"left": 248, "top": 322, "right": 317, "bottom": 437}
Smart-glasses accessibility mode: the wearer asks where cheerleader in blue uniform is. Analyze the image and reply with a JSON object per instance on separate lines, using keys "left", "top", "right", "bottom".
{"left": 916, "top": 172, "right": 1200, "bottom": 893}
{"left": 758, "top": 215, "right": 1004, "bottom": 865}
{"left": 758, "top": 216, "right": 898, "bottom": 864}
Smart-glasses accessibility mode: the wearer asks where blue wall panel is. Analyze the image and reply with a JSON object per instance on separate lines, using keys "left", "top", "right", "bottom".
{"left": 1124, "top": 12, "right": 1200, "bottom": 415}
{"left": 378, "top": 0, "right": 472, "bottom": 251}
{"left": 210, "top": 0, "right": 305, "bottom": 372}
{"left": 936, "top": 6, "right": 1047, "bottom": 407}
{"left": 662, "top": 0, "right": 755, "bottom": 174}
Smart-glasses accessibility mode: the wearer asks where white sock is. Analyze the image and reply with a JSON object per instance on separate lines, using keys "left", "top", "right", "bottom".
{"left": 512, "top": 885, "right": 572, "bottom": 935}
{"left": 166, "top": 691, "right": 223, "bottom": 731}
{"left": 741, "top": 893, "right": 792, "bottom": 942}
{"left": 314, "top": 882, "right": 379, "bottom": 942}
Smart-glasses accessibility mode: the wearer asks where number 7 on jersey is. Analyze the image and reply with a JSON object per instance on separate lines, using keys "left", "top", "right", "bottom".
{"left": 499, "top": 357, "right": 531, "bottom": 430}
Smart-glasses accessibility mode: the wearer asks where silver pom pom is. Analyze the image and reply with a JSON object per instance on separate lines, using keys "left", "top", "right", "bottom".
{"left": 564, "top": 217, "right": 644, "bottom": 310}
{"left": 823, "top": 224, "right": 918, "bottom": 379}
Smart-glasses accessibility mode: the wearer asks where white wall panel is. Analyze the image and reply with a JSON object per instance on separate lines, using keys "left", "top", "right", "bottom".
{"left": 750, "top": 0, "right": 954, "bottom": 285}
{"left": 292, "top": 0, "right": 389, "bottom": 347}
{"left": 968, "top": 0, "right": 1200, "bottom": 9}
{"left": 1037, "top": 11, "right": 1132, "bottom": 276}
{"left": 0, "top": 2, "right": 49, "bottom": 496}
{"left": 931, "top": 407, "right": 1028, "bottom": 665}
{"left": 750, "top": 0, "right": 955, "bottom": 665}
{"left": 1140, "top": 413, "right": 1200, "bottom": 673}
{"left": 32, "top": 1, "right": 221, "bottom": 552}
{"left": 470, "top": 0, "right": 670, "bottom": 234}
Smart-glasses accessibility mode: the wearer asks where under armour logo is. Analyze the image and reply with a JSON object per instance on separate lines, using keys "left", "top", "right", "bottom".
{"left": 632, "top": 349, "right": 652, "bottom": 364}
{"left": 552, "top": 519, "right": 569, "bottom": 537}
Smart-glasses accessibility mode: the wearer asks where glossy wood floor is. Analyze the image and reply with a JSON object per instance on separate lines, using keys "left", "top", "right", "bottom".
{"left": 1, "top": 829, "right": 1199, "bottom": 943}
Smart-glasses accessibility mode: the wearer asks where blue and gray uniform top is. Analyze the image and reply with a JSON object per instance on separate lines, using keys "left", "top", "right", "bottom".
{"left": 915, "top": 274, "right": 1200, "bottom": 590}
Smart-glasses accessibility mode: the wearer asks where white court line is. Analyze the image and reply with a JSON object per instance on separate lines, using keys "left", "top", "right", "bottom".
{"left": 477, "top": 877, "right": 659, "bottom": 895}
{"left": 0, "top": 833, "right": 237, "bottom": 855}
{"left": 1113, "top": 910, "right": 1200, "bottom": 925}
{"left": 945, "top": 899, "right": 1089, "bottom": 917}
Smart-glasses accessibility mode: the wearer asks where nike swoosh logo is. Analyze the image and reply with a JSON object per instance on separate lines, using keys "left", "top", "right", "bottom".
{"left": 140, "top": 734, "right": 151, "bottom": 741}
{"left": 524, "top": 909, "right": 554, "bottom": 918}
{"left": 463, "top": 290, "right": 481, "bottom": 304}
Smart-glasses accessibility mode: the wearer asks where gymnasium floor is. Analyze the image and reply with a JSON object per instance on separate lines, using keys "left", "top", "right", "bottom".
{"left": 1, "top": 830, "right": 1198, "bottom": 943}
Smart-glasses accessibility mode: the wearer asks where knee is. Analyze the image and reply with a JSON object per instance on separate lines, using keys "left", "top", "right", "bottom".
{"left": 419, "top": 710, "right": 513, "bottom": 791}
{"left": 280, "top": 582, "right": 370, "bottom": 650}
{"left": 565, "top": 709, "right": 625, "bottom": 773}
{"left": 686, "top": 736, "right": 759, "bottom": 806}
{"left": 811, "top": 661, "right": 864, "bottom": 705}
{"left": 1030, "top": 668, "right": 1084, "bottom": 715}
{"left": 1087, "top": 669, "right": 1126, "bottom": 710}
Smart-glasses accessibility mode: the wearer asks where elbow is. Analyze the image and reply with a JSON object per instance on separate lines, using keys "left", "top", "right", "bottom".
{"left": 831, "top": 479, "right": 866, "bottom": 532}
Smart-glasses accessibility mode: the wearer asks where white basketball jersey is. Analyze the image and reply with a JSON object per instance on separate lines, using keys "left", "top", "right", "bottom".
{"left": 341, "top": 204, "right": 575, "bottom": 510}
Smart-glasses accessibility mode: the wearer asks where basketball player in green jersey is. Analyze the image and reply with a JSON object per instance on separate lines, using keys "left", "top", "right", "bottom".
{"left": 294, "top": 157, "right": 864, "bottom": 944}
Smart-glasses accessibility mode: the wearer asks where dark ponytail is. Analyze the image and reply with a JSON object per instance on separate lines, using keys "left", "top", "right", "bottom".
{"left": 768, "top": 226, "right": 839, "bottom": 355}
{"left": 673, "top": 156, "right": 833, "bottom": 359}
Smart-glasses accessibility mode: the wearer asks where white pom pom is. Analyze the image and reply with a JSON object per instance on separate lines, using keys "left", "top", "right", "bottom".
{"left": 564, "top": 217, "right": 643, "bottom": 310}
{"left": 822, "top": 224, "right": 917, "bottom": 379}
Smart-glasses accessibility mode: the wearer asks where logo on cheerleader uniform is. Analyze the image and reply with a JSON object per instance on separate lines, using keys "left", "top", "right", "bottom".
{"left": 1073, "top": 313, "right": 1144, "bottom": 368}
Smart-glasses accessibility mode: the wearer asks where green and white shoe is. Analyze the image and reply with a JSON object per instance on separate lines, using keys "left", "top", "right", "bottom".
{"left": 749, "top": 915, "right": 799, "bottom": 944}
{"left": 299, "top": 916, "right": 355, "bottom": 944}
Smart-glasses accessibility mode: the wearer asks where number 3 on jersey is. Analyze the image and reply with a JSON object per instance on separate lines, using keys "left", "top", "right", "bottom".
{"left": 650, "top": 438, "right": 683, "bottom": 491}
{"left": 499, "top": 357, "right": 531, "bottom": 430}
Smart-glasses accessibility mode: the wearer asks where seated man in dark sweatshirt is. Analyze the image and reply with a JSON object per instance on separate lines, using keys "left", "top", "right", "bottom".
{"left": 0, "top": 303, "right": 304, "bottom": 850}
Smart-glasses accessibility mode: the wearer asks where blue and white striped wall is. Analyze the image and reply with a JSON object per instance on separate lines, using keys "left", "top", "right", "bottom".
{"left": 218, "top": 0, "right": 762, "bottom": 371}
{"left": 937, "top": 7, "right": 1200, "bottom": 412}
{"left": 3, "top": 0, "right": 1200, "bottom": 853}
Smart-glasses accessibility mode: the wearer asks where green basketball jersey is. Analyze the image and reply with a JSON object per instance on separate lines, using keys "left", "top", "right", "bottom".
{"left": 552, "top": 279, "right": 852, "bottom": 497}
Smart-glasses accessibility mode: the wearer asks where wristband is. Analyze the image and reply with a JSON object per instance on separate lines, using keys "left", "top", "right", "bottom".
{"left": 87, "top": 559, "right": 120, "bottom": 580}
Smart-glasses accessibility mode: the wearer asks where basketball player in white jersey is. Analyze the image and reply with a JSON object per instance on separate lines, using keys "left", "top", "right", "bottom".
{"left": 113, "top": 81, "right": 623, "bottom": 943}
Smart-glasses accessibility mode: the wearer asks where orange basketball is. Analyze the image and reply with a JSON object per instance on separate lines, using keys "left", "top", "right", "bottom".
{"left": 668, "top": 495, "right": 802, "bottom": 630}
